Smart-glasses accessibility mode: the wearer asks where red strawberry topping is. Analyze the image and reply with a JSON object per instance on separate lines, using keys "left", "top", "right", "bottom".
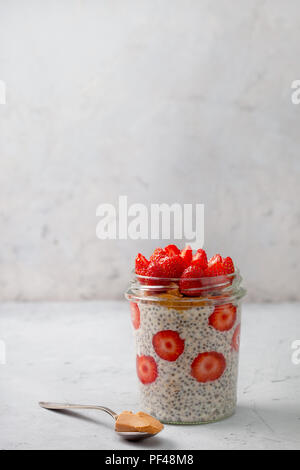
{"left": 208, "top": 303, "right": 237, "bottom": 331}
{"left": 205, "top": 254, "right": 225, "bottom": 276}
{"left": 191, "top": 352, "right": 226, "bottom": 383}
{"left": 180, "top": 245, "right": 193, "bottom": 268}
{"left": 164, "top": 244, "right": 181, "bottom": 257}
{"left": 192, "top": 249, "right": 208, "bottom": 269}
{"left": 135, "top": 248, "right": 236, "bottom": 295}
{"left": 145, "top": 262, "right": 166, "bottom": 285}
{"left": 232, "top": 324, "right": 241, "bottom": 352}
{"left": 179, "top": 264, "right": 205, "bottom": 296}
{"left": 152, "top": 330, "right": 185, "bottom": 362}
{"left": 223, "top": 256, "right": 235, "bottom": 275}
{"left": 130, "top": 302, "right": 140, "bottom": 330}
{"left": 146, "top": 262, "right": 165, "bottom": 277}
{"left": 136, "top": 355, "right": 158, "bottom": 384}
{"left": 158, "top": 255, "right": 186, "bottom": 278}
{"left": 135, "top": 253, "right": 149, "bottom": 276}
{"left": 149, "top": 248, "right": 166, "bottom": 263}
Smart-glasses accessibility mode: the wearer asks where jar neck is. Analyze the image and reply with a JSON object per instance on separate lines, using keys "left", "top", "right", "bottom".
{"left": 126, "top": 269, "right": 246, "bottom": 306}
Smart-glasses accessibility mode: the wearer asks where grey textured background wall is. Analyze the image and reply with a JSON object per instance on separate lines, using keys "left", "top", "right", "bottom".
{"left": 0, "top": 0, "right": 299, "bottom": 302}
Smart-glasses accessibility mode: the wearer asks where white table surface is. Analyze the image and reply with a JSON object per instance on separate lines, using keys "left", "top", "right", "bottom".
{"left": 0, "top": 301, "right": 299, "bottom": 450}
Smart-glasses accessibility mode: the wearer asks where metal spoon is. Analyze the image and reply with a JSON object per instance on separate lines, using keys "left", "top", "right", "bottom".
{"left": 39, "top": 402, "right": 155, "bottom": 441}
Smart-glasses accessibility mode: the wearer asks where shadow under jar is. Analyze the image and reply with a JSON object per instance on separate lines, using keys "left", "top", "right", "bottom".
{"left": 125, "top": 269, "right": 246, "bottom": 424}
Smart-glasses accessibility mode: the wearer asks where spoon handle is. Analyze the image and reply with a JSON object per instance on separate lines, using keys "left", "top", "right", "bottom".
{"left": 39, "top": 402, "right": 118, "bottom": 420}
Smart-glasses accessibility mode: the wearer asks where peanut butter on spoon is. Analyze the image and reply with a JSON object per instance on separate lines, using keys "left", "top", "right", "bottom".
{"left": 115, "top": 411, "right": 164, "bottom": 435}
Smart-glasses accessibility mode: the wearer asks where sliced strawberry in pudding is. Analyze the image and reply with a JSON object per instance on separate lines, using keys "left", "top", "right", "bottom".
{"left": 152, "top": 330, "right": 185, "bottom": 362}
{"left": 191, "top": 352, "right": 226, "bottom": 383}
{"left": 130, "top": 302, "right": 140, "bottom": 330}
{"left": 232, "top": 324, "right": 241, "bottom": 351}
{"left": 208, "top": 304, "right": 237, "bottom": 331}
{"left": 136, "top": 355, "right": 158, "bottom": 385}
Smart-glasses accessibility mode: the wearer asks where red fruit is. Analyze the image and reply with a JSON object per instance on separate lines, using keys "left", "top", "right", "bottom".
{"left": 191, "top": 352, "right": 226, "bottom": 383}
{"left": 179, "top": 264, "right": 205, "bottom": 296}
{"left": 135, "top": 253, "right": 149, "bottom": 276}
{"left": 152, "top": 330, "right": 185, "bottom": 362}
{"left": 164, "top": 244, "right": 181, "bottom": 257}
{"left": 149, "top": 248, "right": 166, "bottom": 263}
{"left": 147, "top": 262, "right": 165, "bottom": 276}
{"left": 192, "top": 249, "right": 208, "bottom": 269}
{"left": 180, "top": 245, "right": 193, "bottom": 268}
{"left": 146, "top": 262, "right": 166, "bottom": 285}
{"left": 208, "top": 304, "right": 237, "bottom": 331}
{"left": 130, "top": 302, "right": 140, "bottom": 330}
{"left": 206, "top": 254, "right": 225, "bottom": 277}
{"left": 232, "top": 324, "right": 241, "bottom": 352}
{"left": 158, "top": 255, "right": 186, "bottom": 278}
{"left": 136, "top": 355, "right": 158, "bottom": 384}
{"left": 223, "top": 256, "right": 235, "bottom": 275}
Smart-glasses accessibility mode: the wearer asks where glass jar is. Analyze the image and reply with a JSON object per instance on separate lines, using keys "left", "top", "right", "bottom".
{"left": 125, "top": 269, "right": 246, "bottom": 424}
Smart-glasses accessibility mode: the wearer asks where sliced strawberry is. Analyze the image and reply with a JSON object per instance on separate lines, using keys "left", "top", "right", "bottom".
{"left": 136, "top": 355, "right": 158, "bottom": 384}
{"left": 147, "top": 262, "right": 164, "bottom": 276}
{"left": 164, "top": 244, "right": 181, "bottom": 257}
{"left": 180, "top": 245, "right": 193, "bottom": 268}
{"left": 152, "top": 330, "right": 185, "bottom": 362}
{"left": 191, "top": 352, "right": 226, "bottom": 383}
{"left": 192, "top": 249, "right": 208, "bottom": 269}
{"left": 158, "top": 255, "right": 186, "bottom": 278}
{"left": 145, "top": 262, "right": 166, "bottom": 285}
{"left": 135, "top": 253, "right": 149, "bottom": 276}
{"left": 179, "top": 264, "right": 205, "bottom": 296}
{"left": 149, "top": 248, "right": 166, "bottom": 263}
{"left": 130, "top": 302, "right": 140, "bottom": 330}
{"left": 223, "top": 256, "right": 235, "bottom": 274}
{"left": 208, "top": 303, "right": 237, "bottom": 331}
{"left": 205, "top": 254, "right": 225, "bottom": 277}
{"left": 232, "top": 324, "right": 241, "bottom": 352}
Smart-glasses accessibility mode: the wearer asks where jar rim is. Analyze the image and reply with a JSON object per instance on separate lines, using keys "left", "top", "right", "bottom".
{"left": 125, "top": 268, "right": 246, "bottom": 306}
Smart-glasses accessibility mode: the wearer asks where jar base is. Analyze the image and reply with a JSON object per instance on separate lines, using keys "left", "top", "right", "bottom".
{"left": 159, "top": 409, "right": 235, "bottom": 425}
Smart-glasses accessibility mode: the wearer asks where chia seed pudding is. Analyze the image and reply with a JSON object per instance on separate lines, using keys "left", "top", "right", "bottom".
{"left": 126, "top": 246, "right": 246, "bottom": 424}
{"left": 134, "top": 301, "right": 241, "bottom": 424}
